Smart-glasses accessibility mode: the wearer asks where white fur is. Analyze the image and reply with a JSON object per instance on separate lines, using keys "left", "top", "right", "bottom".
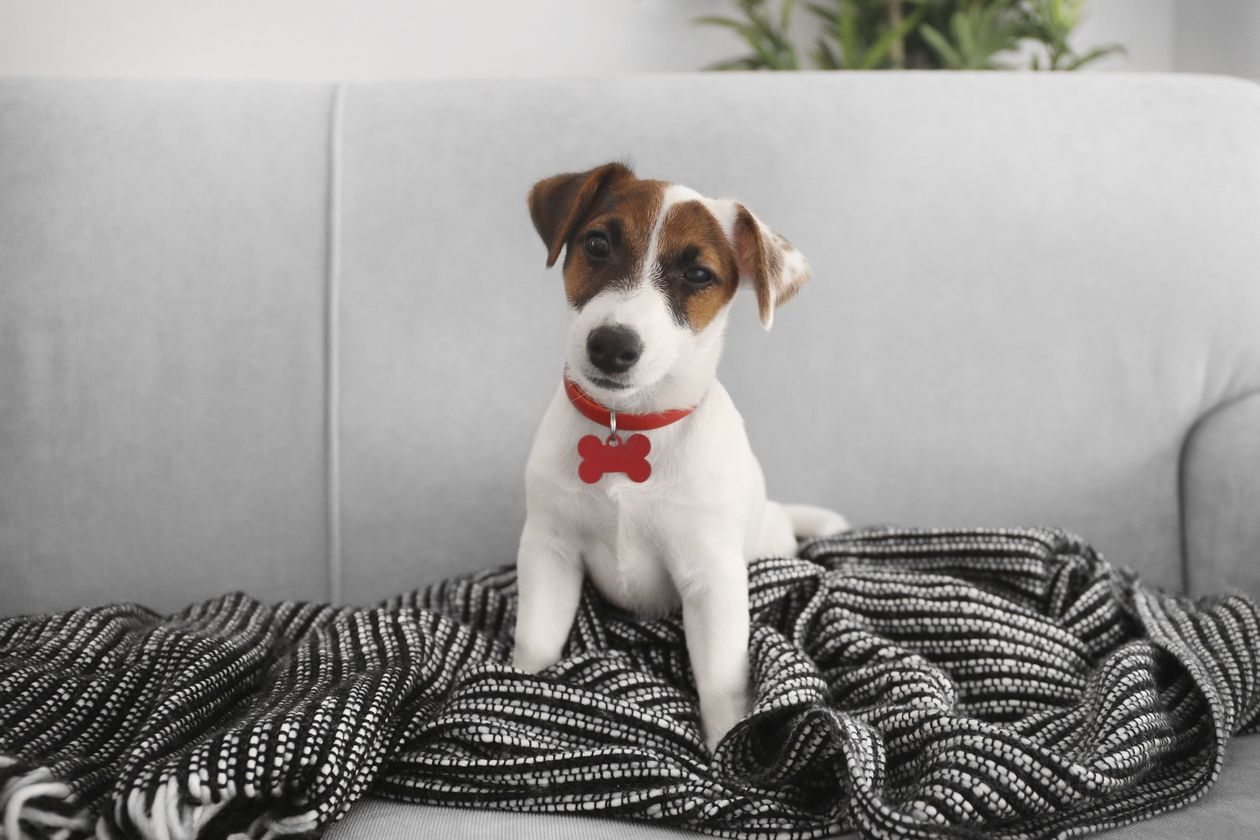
{"left": 515, "top": 182, "right": 848, "bottom": 753}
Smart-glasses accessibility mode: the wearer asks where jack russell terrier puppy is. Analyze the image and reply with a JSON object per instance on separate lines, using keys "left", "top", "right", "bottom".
{"left": 513, "top": 162, "right": 848, "bottom": 752}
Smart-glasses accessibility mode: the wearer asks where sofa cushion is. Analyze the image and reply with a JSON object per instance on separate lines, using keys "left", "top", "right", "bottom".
{"left": 334, "top": 74, "right": 1260, "bottom": 603}
{"left": 0, "top": 80, "right": 335, "bottom": 614}
{"left": 5, "top": 75, "right": 1260, "bottom": 614}
{"left": 327, "top": 735, "right": 1260, "bottom": 839}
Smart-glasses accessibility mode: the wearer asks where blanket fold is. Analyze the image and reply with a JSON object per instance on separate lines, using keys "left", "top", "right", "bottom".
{"left": 1, "top": 528, "right": 1257, "bottom": 839}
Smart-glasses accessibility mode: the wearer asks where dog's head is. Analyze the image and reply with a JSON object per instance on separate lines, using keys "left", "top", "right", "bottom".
{"left": 528, "top": 162, "right": 809, "bottom": 403}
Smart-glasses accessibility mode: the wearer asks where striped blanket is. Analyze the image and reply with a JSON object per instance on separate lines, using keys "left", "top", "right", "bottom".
{"left": 1, "top": 529, "right": 1257, "bottom": 839}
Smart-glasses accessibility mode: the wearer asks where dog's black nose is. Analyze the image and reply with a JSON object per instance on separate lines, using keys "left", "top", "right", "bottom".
{"left": 587, "top": 324, "right": 643, "bottom": 375}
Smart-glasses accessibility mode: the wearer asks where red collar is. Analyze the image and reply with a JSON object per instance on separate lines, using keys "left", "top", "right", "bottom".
{"left": 563, "top": 376, "right": 696, "bottom": 431}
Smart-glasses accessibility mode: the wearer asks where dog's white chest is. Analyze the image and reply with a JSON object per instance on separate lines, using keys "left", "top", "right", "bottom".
{"left": 523, "top": 382, "right": 767, "bottom": 616}
{"left": 570, "top": 480, "right": 685, "bottom": 615}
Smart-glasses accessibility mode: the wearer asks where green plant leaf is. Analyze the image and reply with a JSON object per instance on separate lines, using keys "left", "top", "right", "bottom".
{"left": 705, "top": 57, "right": 767, "bottom": 70}
{"left": 1065, "top": 42, "right": 1125, "bottom": 70}
{"left": 780, "top": 0, "right": 798, "bottom": 33}
{"left": 920, "top": 22, "right": 963, "bottom": 68}
{"left": 857, "top": 6, "right": 926, "bottom": 69}
{"left": 695, "top": 1, "right": 800, "bottom": 71}
{"left": 698, "top": 0, "right": 1122, "bottom": 73}
{"left": 951, "top": 11, "right": 977, "bottom": 66}
{"left": 815, "top": 36, "right": 843, "bottom": 69}
{"left": 837, "top": 1, "right": 862, "bottom": 70}
{"left": 693, "top": 15, "right": 754, "bottom": 32}
{"left": 806, "top": 1, "right": 838, "bottom": 26}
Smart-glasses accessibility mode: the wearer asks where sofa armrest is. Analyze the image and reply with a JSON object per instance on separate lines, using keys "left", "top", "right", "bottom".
{"left": 1182, "top": 390, "right": 1260, "bottom": 598}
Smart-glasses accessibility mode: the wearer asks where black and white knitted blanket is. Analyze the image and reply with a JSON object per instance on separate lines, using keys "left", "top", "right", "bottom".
{"left": 1, "top": 528, "right": 1258, "bottom": 840}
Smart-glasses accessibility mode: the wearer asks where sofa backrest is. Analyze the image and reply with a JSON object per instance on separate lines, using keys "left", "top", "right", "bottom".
{"left": 3, "top": 74, "right": 1258, "bottom": 614}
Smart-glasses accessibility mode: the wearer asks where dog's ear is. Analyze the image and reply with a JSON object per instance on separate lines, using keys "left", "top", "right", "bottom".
{"left": 528, "top": 163, "right": 634, "bottom": 268}
{"left": 733, "top": 205, "right": 810, "bottom": 330}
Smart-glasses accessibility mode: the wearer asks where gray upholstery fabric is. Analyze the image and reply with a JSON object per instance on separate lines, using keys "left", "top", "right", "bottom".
{"left": 1, "top": 73, "right": 1259, "bottom": 619}
{"left": 336, "top": 74, "right": 1260, "bottom": 603}
{"left": 327, "top": 735, "right": 1260, "bottom": 839}
{"left": 0, "top": 81, "right": 334, "bottom": 613}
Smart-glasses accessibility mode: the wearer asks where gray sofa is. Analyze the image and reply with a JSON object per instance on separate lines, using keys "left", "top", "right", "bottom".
{"left": 1, "top": 74, "right": 1257, "bottom": 838}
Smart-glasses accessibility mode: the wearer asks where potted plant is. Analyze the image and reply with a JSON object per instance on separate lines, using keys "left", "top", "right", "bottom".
{"left": 697, "top": 0, "right": 1123, "bottom": 71}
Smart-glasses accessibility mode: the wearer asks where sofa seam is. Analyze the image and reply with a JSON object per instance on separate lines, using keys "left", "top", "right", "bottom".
{"left": 326, "top": 81, "right": 347, "bottom": 605}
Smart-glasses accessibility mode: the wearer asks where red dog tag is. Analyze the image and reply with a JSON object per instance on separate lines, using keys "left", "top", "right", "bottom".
{"left": 577, "top": 433, "right": 651, "bottom": 484}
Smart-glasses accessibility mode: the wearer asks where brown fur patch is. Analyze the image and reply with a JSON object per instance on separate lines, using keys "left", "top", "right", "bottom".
{"left": 558, "top": 176, "right": 667, "bottom": 310}
{"left": 528, "top": 163, "right": 634, "bottom": 268}
{"left": 654, "top": 201, "right": 740, "bottom": 332}
{"left": 733, "top": 207, "right": 773, "bottom": 325}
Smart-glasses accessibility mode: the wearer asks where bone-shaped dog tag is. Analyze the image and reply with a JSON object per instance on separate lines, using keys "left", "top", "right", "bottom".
{"left": 577, "top": 433, "right": 651, "bottom": 484}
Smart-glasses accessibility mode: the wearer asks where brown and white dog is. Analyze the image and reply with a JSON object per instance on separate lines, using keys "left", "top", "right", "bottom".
{"left": 513, "top": 162, "right": 848, "bottom": 752}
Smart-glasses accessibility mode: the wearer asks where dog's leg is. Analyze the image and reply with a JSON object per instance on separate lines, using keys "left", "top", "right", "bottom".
{"left": 681, "top": 560, "right": 751, "bottom": 754}
{"left": 756, "top": 501, "right": 798, "bottom": 556}
{"left": 513, "top": 523, "right": 583, "bottom": 673}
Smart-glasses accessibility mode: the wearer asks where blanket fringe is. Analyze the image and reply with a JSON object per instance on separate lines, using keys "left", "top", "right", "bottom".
{"left": 99, "top": 782, "right": 229, "bottom": 840}
{"left": 90, "top": 778, "right": 314, "bottom": 840}
{"left": 0, "top": 760, "right": 90, "bottom": 840}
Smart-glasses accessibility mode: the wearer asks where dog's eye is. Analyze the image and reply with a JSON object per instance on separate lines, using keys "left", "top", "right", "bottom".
{"left": 683, "top": 267, "right": 714, "bottom": 286}
{"left": 583, "top": 232, "right": 611, "bottom": 259}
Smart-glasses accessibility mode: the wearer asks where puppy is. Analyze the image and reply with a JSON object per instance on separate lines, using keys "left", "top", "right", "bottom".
{"left": 513, "top": 162, "right": 848, "bottom": 752}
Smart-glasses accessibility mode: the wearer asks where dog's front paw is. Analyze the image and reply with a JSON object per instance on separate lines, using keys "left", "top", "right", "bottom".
{"left": 512, "top": 643, "right": 559, "bottom": 674}
{"left": 703, "top": 727, "right": 726, "bottom": 756}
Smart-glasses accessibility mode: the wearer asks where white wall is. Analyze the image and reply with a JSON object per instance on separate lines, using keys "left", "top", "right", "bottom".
{"left": 0, "top": 0, "right": 1250, "bottom": 80}
{"left": 0, "top": 0, "right": 742, "bottom": 79}
{"left": 1175, "top": 0, "right": 1260, "bottom": 77}
{"left": 1073, "top": 0, "right": 1176, "bottom": 72}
